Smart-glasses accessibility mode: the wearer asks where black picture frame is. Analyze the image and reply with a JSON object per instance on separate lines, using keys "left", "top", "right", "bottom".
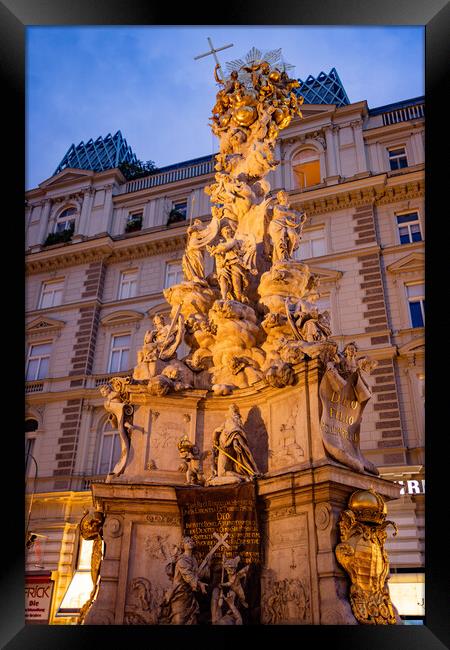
{"left": 6, "top": 1, "right": 448, "bottom": 648}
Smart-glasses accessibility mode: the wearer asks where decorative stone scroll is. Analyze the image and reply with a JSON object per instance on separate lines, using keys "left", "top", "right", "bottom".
{"left": 319, "top": 341, "right": 379, "bottom": 475}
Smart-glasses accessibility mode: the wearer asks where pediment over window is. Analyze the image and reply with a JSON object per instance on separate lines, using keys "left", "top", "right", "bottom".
{"left": 299, "top": 104, "right": 335, "bottom": 116}
{"left": 39, "top": 168, "right": 94, "bottom": 189}
{"left": 100, "top": 310, "right": 145, "bottom": 327}
{"left": 26, "top": 316, "right": 66, "bottom": 333}
{"left": 387, "top": 252, "right": 424, "bottom": 275}
{"left": 307, "top": 265, "right": 343, "bottom": 284}
{"left": 398, "top": 335, "right": 425, "bottom": 357}
{"left": 146, "top": 303, "right": 171, "bottom": 320}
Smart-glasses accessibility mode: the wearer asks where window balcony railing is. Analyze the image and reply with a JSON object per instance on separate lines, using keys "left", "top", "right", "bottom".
{"left": 91, "top": 370, "right": 133, "bottom": 388}
{"left": 25, "top": 380, "right": 45, "bottom": 394}
{"left": 25, "top": 473, "right": 108, "bottom": 493}
{"left": 43, "top": 224, "right": 75, "bottom": 247}
{"left": 124, "top": 158, "right": 215, "bottom": 194}
{"left": 382, "top": 103, "right": 424, "bottom": 126}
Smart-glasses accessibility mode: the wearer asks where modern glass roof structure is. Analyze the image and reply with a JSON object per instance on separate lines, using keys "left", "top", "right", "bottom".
{"left": 53, "top": 130, "right": 138, "bottom": 176}
{"left": 296, "top": 68, "right": 350, "bottom": 107}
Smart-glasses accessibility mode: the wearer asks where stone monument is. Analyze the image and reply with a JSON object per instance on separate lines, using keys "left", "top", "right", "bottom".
{"left": 80, "top": 47, "right": 401, "bottom": 626}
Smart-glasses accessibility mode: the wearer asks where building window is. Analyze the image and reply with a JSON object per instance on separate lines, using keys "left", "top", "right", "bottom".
{"left": 55, "top": 207, "right": 76, "bottom": 233}
{"left": 125, "top": 211, "right": 143, "bottom": 233}
{"left": 295, "top": 227, "right": 326, "bottom": 259}
{"left": 292, "top": 149, "right": 321, "bottom": 189}
{"left": 164, "top": 261, "right": 183, "bottom": 288}
{"left": 118, "top": 269, "right": 138, "bottom": 300}
{"left": 55, "top": 536, "right": 96, "bottom": 617}
{"left": 388, "top": 572, "right": 425, "bottom": 621}
{"left": 167, "top": 201, "right": 187, "bottom": 225}
{"left": 97, "top": 419, "right": 122, "bottom": 475}
{"left": 38, "top": 279, "right": 64, "bottom": 309}
{"left": 26, "top": 342, "right": 52, "bottom": 380}
{"left": 25, "top": 419, "right": 38, "bottom": 475}
{"left": 388, "top": 146, "right": 408, "bottom": 170}
{"left": 406, "top": 283, "right": 425, "bottom": 328}
{"left": 396, "top": 211, "right": 422, "bottom": 244}
{"left": 108, "top": 333, "right": 131, "bottom": 373}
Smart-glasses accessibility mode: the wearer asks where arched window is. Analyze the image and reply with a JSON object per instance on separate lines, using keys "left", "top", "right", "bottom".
{"left": 55, "top": 207, "right": 76, "bottom": 233}
{"left": 97, "top": 418, "right": 121, "bottom": 475}
{"left": 292, "top": 148, "right": 321, "bottom": 189}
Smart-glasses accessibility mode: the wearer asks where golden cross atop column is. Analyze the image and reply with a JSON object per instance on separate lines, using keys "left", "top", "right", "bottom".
{"left": 194, "top": 37, "right": 234, "bottom": 82}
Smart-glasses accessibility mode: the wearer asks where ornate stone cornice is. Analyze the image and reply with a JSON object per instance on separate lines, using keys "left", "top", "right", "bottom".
{"left": 283, "top": 128, "right": 326, "bottom": 149}
{"left": 26, "top": 243, "right": 114, "bottom": 274}
{"left": 375, "top": 179, "right": 424, "bottom": 206}
{"left": 293, "top": 186, "right": 378, "bottom": 215}
{"left": 110, "top": 234, "right": 187, "bottom": 262}
{"left": 292, "top": 175, "right": 424, "bottom": 216}
{"left": 25, "top": 231, "right": 187, "bottom": 274}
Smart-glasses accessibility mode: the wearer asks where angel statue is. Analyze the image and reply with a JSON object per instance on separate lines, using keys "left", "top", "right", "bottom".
{"left": 177, "top": 435, "right": 207, "bottom": 486}
{"left": 207, "top": 226, "right": 257, "bottom": 304}
{"left": 268, "top": 190, "right": 307, "bottom": 262}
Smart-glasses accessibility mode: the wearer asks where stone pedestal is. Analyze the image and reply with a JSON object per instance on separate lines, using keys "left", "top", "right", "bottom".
{"left": 84, "top": 358, "right": 400, "bottom": 624}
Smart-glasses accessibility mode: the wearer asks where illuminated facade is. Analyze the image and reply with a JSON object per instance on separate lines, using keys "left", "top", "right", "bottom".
{"left": 25, "top": 93, "right": 424, "bottom": 624}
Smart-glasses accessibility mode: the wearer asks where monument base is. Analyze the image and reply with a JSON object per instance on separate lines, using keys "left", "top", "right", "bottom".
{"left": 84, "top": 465, "right": 398, "bottom": 625}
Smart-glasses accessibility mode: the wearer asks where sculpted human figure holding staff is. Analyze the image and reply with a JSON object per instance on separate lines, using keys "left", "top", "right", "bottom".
{"left": 159, "top": 536, "right": 210, "bottom": 625}
{"left": 209, "top": 403, "right": 259, "bottom": 484}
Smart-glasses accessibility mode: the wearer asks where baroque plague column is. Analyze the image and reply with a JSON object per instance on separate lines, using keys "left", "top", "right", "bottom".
{"left": 79, "top": 49, "right": 401, "bottom": 626}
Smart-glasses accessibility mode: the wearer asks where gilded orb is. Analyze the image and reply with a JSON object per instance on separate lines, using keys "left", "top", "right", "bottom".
{"left": 233, "top": 105, "right": 258, "bottom": 127}
{"left": 269, "top": 70, "right": 281, "bottom": 82}
{"left": 273, "top": 107, "right": 285, "bottom": 125}
{"left": 348, "top": 489, "right": 387, "bottom": 525}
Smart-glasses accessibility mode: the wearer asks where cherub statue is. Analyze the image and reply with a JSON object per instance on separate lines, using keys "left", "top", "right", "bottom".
{"left": 220, "top": 556, "right": 250, "bottom": 608}
{"left": 147, "top": 365, "right": 192, "bottom": 396}
{"left": 177, "top": 435, "right": 205, "bottom": 485}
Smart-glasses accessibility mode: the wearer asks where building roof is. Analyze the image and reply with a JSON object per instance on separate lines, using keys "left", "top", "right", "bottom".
{"left": 53, "top": 130, "right": 138, "bottom": 176}
{"left": 368, "top": 95, "right": 425, "bottom": 116}
{"left": 296, "top": 68, "right": 350, "bottom": 107}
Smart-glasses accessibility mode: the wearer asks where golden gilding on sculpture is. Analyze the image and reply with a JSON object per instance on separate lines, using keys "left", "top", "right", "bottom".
{"left": 335, "top": 489, "right": 399, "bottom": 625}
{"left": 80, "top": 46, "right": 403, "bottom": 627}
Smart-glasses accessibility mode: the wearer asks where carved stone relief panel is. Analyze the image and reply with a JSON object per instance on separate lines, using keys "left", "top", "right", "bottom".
{"left": 261, "top": 513, "right": 312, "bottom": 624}
{"left": 268, "top": 395, "right": 305, "bottom": 471}
{"left": 149, "top": 411, "right": 187, "bottom": 471}
{"left": 124, "top": 521, "right": 181, "bottom": 624}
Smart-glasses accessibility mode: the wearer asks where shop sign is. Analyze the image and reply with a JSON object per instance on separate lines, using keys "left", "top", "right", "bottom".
{"left": 25, "top": 573, "right": 54, "bottom": 624}
{"left": 396, "top": 479, "right": 425, "bottom": 495}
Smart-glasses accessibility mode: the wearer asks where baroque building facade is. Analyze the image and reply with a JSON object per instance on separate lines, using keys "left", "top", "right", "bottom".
{"left": 25, "top": 94, "right": 425, "bottom": 624}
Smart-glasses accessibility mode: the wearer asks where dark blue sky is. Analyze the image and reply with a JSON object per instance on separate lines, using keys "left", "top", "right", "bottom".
{"left": 26, "top": 26, "right": 424, "bottom": 190}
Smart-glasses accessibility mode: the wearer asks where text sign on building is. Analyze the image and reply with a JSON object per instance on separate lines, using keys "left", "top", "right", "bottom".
{"left": 396, "top": 479, "right": 425, "bottom": 495}
{"left": 25, "top": 573, "right": 54, "bottom": 624}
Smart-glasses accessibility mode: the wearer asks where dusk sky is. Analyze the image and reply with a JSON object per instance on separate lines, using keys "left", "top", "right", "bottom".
{"left": 26, "top": 26, "right": 424, "bottom": 190}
